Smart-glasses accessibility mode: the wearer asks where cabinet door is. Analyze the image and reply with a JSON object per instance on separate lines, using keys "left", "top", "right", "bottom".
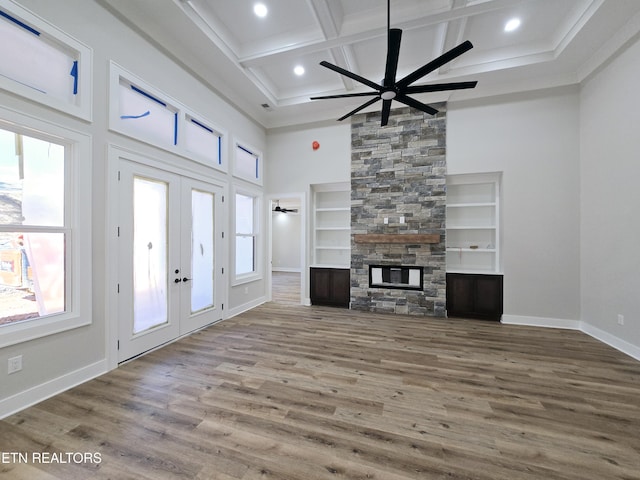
{"left": 311, "top": 268, "right": 332, "bottom": 303}
{"left": 446, "top": 274, "right": 475, "bottom": 317}
{"left": 474, "top": 275, "right": 503, "bottom": 318}
{"left": 330, "top": 268, "right": 350, "bottom": 307}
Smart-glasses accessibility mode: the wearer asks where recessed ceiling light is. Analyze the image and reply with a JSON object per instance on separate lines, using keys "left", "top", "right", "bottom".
{"left": 294, "top": 65, "right": 305, "bottom": 76}
{"left": 504, "top": 18, "right": 521, "bottom": 32}
{"left": 254, "top": 3, "right": 267, "bottom": 18}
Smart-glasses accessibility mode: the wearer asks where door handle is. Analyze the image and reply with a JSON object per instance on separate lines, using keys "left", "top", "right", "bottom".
{"left": 174, "top": 278, "right": 182, "bottom": 283}
{"left": 182, "top": 277, "right": 192, "bottom": 282}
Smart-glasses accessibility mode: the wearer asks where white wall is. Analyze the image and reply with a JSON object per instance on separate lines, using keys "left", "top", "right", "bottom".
{"left": 266, "top": 121, "right": 351, "bottom": 193}
{"left": 266, "top": 121, "right": 351, "bottom": 298}
{"left": 580, "top": 36, "right": 640, "bottom": 353}
{"left": 447, "top": 88, "right": 582, "bottom": 325}
{"left": 272, "top": 212, "right": 301, "bottom": 271}
{"left": 1, "top": 0, "right": 266, "bottom": 416}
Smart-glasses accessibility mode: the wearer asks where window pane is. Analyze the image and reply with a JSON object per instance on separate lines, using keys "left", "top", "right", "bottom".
{"left": 236, "top": 236, "right": 255, "bottom": 275}
{"left": 0, "top": 231, "right": 65, "bottom": 326}
{"left": 0, "top": 15, "right": 77, "bottom": 103}
{"left": 0, "top": 128, "right": 65, "bottom": 227}
{"left": 235, "top": 145, "right": 259, "bottom": 181}
{"left": 133, "top": 177, "right": 168, "bottom": 334}
{"left": 118, "top": 81, "right": 177, "bottom": 147}
{"left": 185, "top": 117, "right": 221, "bottom": 166}
{"left": 191, "top": 189, "right": 214, "bottom": 312}
{"left": 235, "top": 193, "right": 254, "bottom": 234}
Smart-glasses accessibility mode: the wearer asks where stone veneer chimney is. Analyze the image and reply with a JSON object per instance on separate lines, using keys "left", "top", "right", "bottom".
{"left": 350, "top": 105, "right": 447, "bottom": 316}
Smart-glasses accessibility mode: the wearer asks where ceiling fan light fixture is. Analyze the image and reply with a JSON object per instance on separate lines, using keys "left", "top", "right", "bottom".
{"left": 381, "top": 90, "right": 396, "bottom": 100}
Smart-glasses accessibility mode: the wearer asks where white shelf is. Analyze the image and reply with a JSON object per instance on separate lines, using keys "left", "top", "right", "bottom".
{"left": 447, "top": 202, "right": 496, "bottom": 208}
{"left": 312, "top": 183, "right": 351, "bottom": 268}
{"left": 446, "top": 173, "right": 501, "bottom": 274}
{"left": 446, "top": 225, "right": 495, "bottom": 230}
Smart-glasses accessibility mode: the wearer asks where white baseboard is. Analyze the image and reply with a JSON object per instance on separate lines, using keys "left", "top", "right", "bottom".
{"left": 272, "top": 268, "right": 301, "bottom": 273}
{"left": 502, "top": 314, "right": 640, "bottom": 362}
{"left": 227, "top": 296, "right": 267, "bottom": 319}
{"left": 581, "top": 321, "right": 640, "bottom": 361}
{"left": 501, "top": 314, "right": 581, "bottom": 330}
{"left": 303, "top": 297, "right": 311, "bottom": 306}
{"left": 0, "top": 359, "right": 108, "bottom": 420}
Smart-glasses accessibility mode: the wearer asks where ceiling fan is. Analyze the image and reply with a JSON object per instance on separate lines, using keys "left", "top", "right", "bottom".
{"left": 273, "top": 201, "right": 298, "bottom": 213}
{"left": 311, "top": 0, "right": 478, "bottom": 126}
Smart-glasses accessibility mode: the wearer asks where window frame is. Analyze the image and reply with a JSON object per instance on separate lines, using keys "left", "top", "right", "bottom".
{"left": 108, "top": 62, "right": 227, "bottom": 172}
{"left": 232, "top": 185, "right": 262, "bottom": 285}
{"left": 0, "top": 106, "right": 92, "bottom": 348}
{"left": 232, "top": 140, "right": 262, "bottom": 186}
{"left": 0, "top": 0, "right": 93, "bottom": 121}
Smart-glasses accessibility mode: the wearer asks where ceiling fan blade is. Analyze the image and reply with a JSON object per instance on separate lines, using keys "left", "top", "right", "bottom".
{"left": 310, "top": 91, "right": 380, "bottom": 100}
{"left": 395, "top": 94, "right": 439, "bottom": 115}
{"left": 405, "top": 81, "right": 478, "bottom": 94}
{"left": 384, "top": 28, "right": 402, "bottom": 87}
{"left": 319, "top": 61, "right": 382, "bottom": 92}
{"left": 381, "top": 99, "right": 392, "bottom": 126}
{"left": 337, "top": 96, "right": 381, "bottom": 121}
{"left": 396, "top": 40, "right": 474, "bottom": 89}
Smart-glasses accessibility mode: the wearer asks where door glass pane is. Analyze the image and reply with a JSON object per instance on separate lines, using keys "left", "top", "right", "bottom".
{"left": 0, "top": 231, "right": 65, "bottom": 325}
{"left": 133, "top": 177, "right": 168, "bottom": 334}
{"left": 191, "top": 189, "right": 214, "bottom": 313}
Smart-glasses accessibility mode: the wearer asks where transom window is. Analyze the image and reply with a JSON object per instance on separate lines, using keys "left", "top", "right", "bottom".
{"left": 0, "top": 2, "right": 92, "bottom": 120}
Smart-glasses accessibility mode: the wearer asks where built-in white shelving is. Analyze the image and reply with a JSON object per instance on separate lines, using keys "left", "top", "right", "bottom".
{"left": 446, "top": 173, "right": 502, "bottom": 274}
{"left": 312, "top": 182, "right": 350, "bottom": 268}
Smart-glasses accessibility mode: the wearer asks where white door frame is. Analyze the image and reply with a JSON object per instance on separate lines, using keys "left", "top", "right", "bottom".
{"left": 266, "top": 192, "right": 307, "bottom": 305}
{"left": 106, "top": 145, "right": 228, "bottom": 369}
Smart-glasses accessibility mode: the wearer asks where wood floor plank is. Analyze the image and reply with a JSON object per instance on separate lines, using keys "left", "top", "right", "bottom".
{"left": 2, "top": 290, "right": 640, "bottom": 479}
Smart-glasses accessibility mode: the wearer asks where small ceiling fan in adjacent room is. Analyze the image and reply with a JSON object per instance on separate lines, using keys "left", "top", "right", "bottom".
{"left": 273, "top": 201, "right": 298, "bottom": 213}
{"left": 311, "top": 0, "right": 478, "bottom": 126}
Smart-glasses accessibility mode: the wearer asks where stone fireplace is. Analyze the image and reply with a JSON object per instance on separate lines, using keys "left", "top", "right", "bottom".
{"left": 350, "top": 105, "right": 447, "bottom": 316}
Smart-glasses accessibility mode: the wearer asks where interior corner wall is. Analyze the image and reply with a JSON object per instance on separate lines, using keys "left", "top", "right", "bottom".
{"left": 579, "top": 35, "right": 640, "bottom": 352}
{"left": 447, "top": 87, "right": 581, "bottom": 324}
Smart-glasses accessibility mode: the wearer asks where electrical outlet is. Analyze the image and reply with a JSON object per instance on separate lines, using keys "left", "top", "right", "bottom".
{"left": 8, "top": 355, "right": 22, "bottom": 374}
{"left": 617, "top": 314, "right": 624, "bottom": 325}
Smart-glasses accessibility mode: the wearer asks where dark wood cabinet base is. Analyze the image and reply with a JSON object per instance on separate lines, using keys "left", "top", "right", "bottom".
{"left": 310, "top": 267, "right": 350, "bottom": 308}
{"left": 446, "top": 273, "right": 503, "bottom": 320}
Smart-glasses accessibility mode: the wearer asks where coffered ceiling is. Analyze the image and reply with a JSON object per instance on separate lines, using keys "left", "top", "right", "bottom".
{"left": 100, "top": 0, "right": 640, "bottom": 129}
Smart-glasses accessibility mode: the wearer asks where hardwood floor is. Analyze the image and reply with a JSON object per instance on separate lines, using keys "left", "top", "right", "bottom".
{"left": 2, "top": 303, "right": 640, "bottom": 479}
{"left": 271, "top": 271, "right": 301, "bottom": 305}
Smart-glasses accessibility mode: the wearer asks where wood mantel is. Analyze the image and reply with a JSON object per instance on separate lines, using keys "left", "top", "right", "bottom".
{"left": 353, "top": 234, "right": 440, "bottom": 244}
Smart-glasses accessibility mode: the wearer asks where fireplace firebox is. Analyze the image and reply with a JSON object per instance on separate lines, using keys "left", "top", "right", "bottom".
{"left": 369, "top": 265, "right": 424, "bottom": 291}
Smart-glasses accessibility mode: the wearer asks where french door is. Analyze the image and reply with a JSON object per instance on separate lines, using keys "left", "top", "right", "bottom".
{"left": 117, "top": 160, "right": 224, "bottom": 362}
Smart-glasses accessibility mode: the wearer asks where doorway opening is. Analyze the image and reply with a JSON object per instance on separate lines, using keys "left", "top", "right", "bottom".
{"left": 268, "top": 194, "right": 306, "bottom": 306}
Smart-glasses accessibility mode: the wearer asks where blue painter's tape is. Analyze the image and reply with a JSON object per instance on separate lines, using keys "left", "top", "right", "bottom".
{"left": 70, "top": 61, "right": 78, "bottom": 95}
{"left": 218, "top": 137, "right": 222, "bottom": 165}
{"left": 237, "top": 145, "right": 253, "bottom": 155}
{"left": 174, "top": 113, "right": 178, "bottom": 145}
{"left": 131, "top": 85, "right": 166, "bottom": 107}
{"left": 0, "top": 10, "right": 40, "bottom": 36}
{"left": 191, "top": 118, "right": 213, "bottom": 133}
{"left": 120, "top": 111, "right": 150, "bottom": 119}
{"left": 255, "top": 158, "right": 259, "bottom": 179}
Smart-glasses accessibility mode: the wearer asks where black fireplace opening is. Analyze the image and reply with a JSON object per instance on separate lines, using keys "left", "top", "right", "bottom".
{"left": 369, "top": 265, "right": 424, "bottom": 291}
